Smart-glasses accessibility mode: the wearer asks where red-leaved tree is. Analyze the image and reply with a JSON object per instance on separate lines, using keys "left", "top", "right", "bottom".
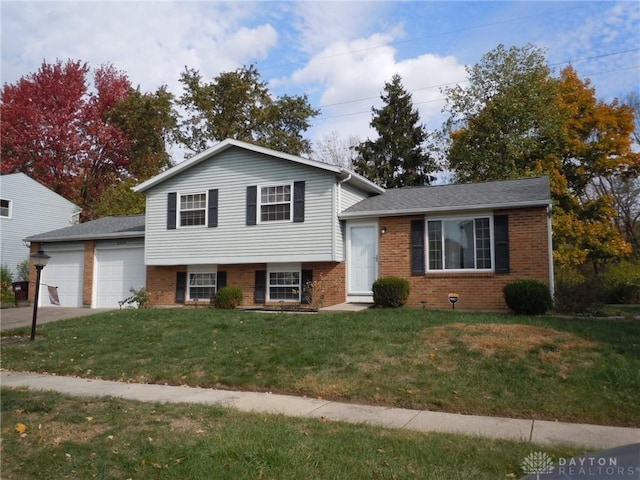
{"left": 1, "top": 60, "right": 132, "bottom": 220}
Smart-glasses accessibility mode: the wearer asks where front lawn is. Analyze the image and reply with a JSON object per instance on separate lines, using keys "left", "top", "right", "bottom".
{"left": 2, "top": 308, "right": 638, "bottom": 426}
{"left": 1, "top": 388, "right": 581, "bottom": 480}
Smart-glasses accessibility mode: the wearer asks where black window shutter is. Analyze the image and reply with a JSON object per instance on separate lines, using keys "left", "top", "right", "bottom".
{"left": 217, "top": 271, "right": 227, "bottom": 291}
{"left": 175, "top": 272, "right": 187, "bottom": 303}
{"left": 293, "top": 181, "right": 305, "bottom": 223}
{"left": 167, "top": 192, "right": 177, "bottom": 230}
{"left": 254, "top": 270, "right": 266, "bottom": 303}
{"left": 208, "top": 189, "right": 218, "bottom": 228}
{"left": 246, "top": 186, "right": 257, "bottom": 225}
{"left": 494, "top": 214, "right": 510, "bottom": 274}
{"left": 301, "top": 269, "right": 313, "bottom": 304}
{"left": 411, "top": 219, "right": 425, "bottom": 275}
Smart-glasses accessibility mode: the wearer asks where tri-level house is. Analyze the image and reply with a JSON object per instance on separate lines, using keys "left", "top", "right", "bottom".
{"left": 26, "top": 139, "right": 554, "bottom": 311}
{"left": 132, "top": 139, "right": 384, "bottom": 308}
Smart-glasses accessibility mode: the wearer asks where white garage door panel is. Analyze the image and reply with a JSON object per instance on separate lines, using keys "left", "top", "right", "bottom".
{"left": 96, "top": 247, "right": 146, "bottom": 308}
{"left": 40, "top": 250, "right": 84, "bottom": 307}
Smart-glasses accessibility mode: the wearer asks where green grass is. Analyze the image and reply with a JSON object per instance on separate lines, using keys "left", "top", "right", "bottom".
{"left": 2, "top": 308, "right": 639, "bottom": 426}
{"left": 1, "top": 388, "right": 582, "bottom": 480}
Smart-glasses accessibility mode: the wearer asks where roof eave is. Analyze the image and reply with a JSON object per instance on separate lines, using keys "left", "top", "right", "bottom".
{"left": 134, "top": 138, "right": 351, "bottom": 193}
{"left": 339, "top": 200, "right": 552, "bottom": 219}
{"left": 25, "top": 231, "right": 145, "bottom": 243}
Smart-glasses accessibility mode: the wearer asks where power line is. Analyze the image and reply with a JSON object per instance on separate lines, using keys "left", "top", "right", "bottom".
{"left": 315, "top": 64, "right": 640, "bottom": 122}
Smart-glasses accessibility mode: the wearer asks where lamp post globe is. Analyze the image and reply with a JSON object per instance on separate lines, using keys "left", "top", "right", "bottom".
{"left": 30, "top": 249, "right": 50, "bottom": 341}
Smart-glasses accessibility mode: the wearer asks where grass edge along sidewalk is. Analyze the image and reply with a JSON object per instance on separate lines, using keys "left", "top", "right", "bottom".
{"left": 2, "top": 387, "right": 591, "bottom": 480}
{"left": 3, "top": 371, "right": 639, "bottom": 451}
{"left": 1, "top": 307, "right": 639, "bottom": 427}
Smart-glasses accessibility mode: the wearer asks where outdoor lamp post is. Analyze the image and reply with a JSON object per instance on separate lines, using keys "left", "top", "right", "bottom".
{"left": 30, "top": 249, "right": 50, "bottom": 341}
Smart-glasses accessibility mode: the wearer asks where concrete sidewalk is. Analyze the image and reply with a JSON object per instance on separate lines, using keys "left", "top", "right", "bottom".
{"left": 2, "top": 371, "right": 638, "bottom": 450}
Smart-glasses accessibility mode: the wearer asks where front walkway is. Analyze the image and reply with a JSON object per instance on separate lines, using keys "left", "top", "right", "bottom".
{"left": 2, "top": 371, "right": 638, "bottom": 450}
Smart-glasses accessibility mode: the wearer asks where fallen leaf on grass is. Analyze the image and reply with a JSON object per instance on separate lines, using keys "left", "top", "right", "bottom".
{"left": 15, "top": 423, "right": 26, "bottom": 434}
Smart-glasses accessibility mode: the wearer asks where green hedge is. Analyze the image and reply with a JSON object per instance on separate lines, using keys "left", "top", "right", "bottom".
{"left": 372, "top": 277, "right": 410, "bottom": 308}
{"left": 503, "top": 279, "right": 552, "bottom": 315}
{"left": 213, "top": 286, "right": 243, "bottom": 309}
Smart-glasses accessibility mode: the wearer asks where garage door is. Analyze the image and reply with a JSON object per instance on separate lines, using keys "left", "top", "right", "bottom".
{"left": 39, "top": 250, "right": 84, "bottom": 307}
{"left": 95, "top": 247, "right": 146, "bottom": 308}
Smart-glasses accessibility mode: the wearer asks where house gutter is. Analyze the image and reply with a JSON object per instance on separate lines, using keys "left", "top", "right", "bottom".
{"left": 547, "top": 204, "right": 555, "bottom": 300}
{"left": 338, "top": 200, "right": 552, "bottom": 220}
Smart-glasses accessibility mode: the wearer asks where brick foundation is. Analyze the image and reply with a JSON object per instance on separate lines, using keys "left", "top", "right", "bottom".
{"left": 146, "top": 261, "right": 346, "bottom": 308}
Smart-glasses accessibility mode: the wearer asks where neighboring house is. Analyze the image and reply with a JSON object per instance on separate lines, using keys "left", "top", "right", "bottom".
{"left": 0, "top": 173, "right": 80, "bottom": 278}
{"left": 25, "top": 216, "right": 145, "bottom": 308}
{"left": 26, "top": 139, "right": 553, "bottom": 311}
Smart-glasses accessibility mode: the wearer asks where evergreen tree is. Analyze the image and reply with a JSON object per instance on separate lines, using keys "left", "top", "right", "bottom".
{"left": 353, "top": 75, "right": 436, "bottom": 188}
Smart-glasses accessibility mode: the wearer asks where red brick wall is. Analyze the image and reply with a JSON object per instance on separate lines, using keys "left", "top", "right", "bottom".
{"left": 378, "top": 207, "right": 551, "bottom": 311}
{"left": 146, "top": 262, "right": 346, "bottom": 308}
{"left": 82, "top": 241, "right": 94, "bottom": 307}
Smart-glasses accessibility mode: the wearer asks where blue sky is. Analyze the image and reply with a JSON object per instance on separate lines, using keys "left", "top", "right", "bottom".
{"left": 1, "top": 1, "right": 638, "bottom": 158}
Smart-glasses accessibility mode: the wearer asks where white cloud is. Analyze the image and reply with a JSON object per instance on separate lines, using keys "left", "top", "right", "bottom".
{"left": 290, "top": 32, "right": 466, "bottom": 143}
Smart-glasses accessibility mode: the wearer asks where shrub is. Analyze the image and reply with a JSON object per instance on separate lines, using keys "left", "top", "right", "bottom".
{"left": 503, "top": 279, "right": 552, "bottom": 315}
{"left": 601, "top": 261, "right": 640, "bottom": 304}
{"left": 372, "top": 277, "right": 410, "bottom": 308}
{"left": 1, "top": 265, "right": 15, "bottom": 307}
{"left": 554, "top": 276, "right": 603, "bottom": 314}
{"left": 214, "top": 286, "right": 243, "bottom": 309}
{"left": 119, "top": 287, "right": 150, "bottom": 309}
{"left": 17, "top": 258, "right": 30, "bottom": 281}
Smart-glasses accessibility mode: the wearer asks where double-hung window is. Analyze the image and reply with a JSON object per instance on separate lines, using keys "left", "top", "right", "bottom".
{"left": 427, "top": 216, "right": 492, "bottom": 271}
{"left": 260, "top": 184, "right": 291, "bottom": 222}
{"left": 0, "top": 199, "right": 11, "bottom": 218}
{"left": 188, "top": 268, "right": 217, "bottom": 301}
{"left": 179, "top": 193, "right": 206, "bottom": 227}
{"left": 268, "top": 267, "right": 300, "bottom": 301}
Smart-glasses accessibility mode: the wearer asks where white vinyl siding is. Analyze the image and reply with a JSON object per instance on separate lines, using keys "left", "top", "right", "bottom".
{"left": 144, "top": 148, "right": 338, "bottom": 265}
{"left": 336, "top": 184, "right": 375, "bottom": 261}
{"left": 0, "top": 173, "right": 80, "bottom": 279}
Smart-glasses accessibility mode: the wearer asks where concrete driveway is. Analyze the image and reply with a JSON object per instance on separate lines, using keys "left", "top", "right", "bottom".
{"left": 0, "top": 307, "right": 115, "bottom": 332}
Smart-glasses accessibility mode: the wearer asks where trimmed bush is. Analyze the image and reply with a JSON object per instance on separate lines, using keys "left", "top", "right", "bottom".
{"left": 214, "top": 286, "right": 243, "bottom": 309}
{"left": 372, "top": 277, "right": 410, "bottom": 308}
{"left": 503, "top": 279, "right": 552, "bottom": 315}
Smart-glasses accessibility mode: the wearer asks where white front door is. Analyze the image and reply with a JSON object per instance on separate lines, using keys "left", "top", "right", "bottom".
{"left": 348, "top": 223, "right": 377, "bottom": 301}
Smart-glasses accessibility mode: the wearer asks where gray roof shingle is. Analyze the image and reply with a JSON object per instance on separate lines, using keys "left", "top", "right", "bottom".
{"left": 25, "top": 215, "right": 145, "bottom": 242}
{"left": 340, "top": 176, "right": 551, "bottom": 218}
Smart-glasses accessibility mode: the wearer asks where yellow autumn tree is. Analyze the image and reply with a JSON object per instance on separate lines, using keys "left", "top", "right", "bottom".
{"left": 442, "top": 45, "right": 638, "bottom": 272}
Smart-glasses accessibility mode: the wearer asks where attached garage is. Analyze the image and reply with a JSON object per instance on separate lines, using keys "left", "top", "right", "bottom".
{"left": 39, "top": 246, "right": 84, "bottom": 307}
{"left": 25, "top": 215, "right": 146, "bottom": 309}
{"left": 94, "top": 243, "right": 146, "bottom": 308}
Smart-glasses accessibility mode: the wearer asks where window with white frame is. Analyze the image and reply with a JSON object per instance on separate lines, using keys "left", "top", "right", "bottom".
{"left": 268, "top": 267, "right": 301, "bottom": 301}
{"left": 0, "top": 199, "right": 11, "bottom": 218}
{"left": 427, "top": 216, "right": 492, "bottom": 271}
{"left": 179, "top": 193, "right": 206, "bottom": 227}
{"left": 188, "top": 269, "right": 217, "bottom": 301}
{"left": 260, "top": 184, "right": 291, "bottom": 222}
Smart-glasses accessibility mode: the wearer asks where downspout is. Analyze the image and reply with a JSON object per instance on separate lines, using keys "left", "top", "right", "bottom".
{"left": 335, "top": 173, "right": 352, "bottom": 261}
{"left": 547, "top": 204, "right": 555, "bottom": 301}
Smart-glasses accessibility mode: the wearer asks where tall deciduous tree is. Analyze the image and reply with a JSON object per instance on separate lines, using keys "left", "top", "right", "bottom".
{"left": 175, "top": 65, "right": 319, "bottom": 157}
{"left": 1, "top": 60, "right": 175, "bottom": 220}
{"left": 94, "top": 86, "right": 177, "bottom": 217}
{"left": 441, "top": 45, "right": 638, "bottom": 270}
{"left": 353, "top": 74, "right": 436, "bottom": 188}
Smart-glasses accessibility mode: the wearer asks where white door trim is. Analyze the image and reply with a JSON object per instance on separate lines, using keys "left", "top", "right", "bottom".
{"left": 346, "top": 221, "right": 378, "bottom": 303}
